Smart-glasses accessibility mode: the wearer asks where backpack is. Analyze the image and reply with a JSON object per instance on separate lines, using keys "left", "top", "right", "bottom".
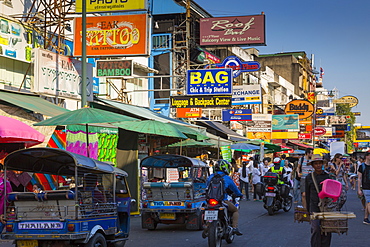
{"left": 206, "top": 173, "right": 225, "bottom": 201}
{"left": 359, "top": 163, "right": 370, "bottom": 185}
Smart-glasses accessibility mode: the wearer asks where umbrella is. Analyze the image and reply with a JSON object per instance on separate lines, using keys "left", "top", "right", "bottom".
{"left": 0, "top": 116, "right": 45, "bottom": 148}
{"left": 167, "top": 139, "right": 215, "bottom": 148}
{"left": 313, "top": 148, "right": 329, "bottom": 155}
{"left": 112, "top": 120, "right": 188, "bottom": 139}
{"left": 34, "top": 107, "right": 138, "bottom": 157}
{"left": 33, "top": 107, "right": 137, "bottom": 126}
{"left": 168, "top": 123, "right": 209, "bottom": 141}
{"left": 231, "top": 143, "right": 262, "bottom": 152}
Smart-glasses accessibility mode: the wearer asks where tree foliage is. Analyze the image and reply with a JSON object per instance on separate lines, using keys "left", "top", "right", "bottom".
{"left": 336, "top": 104, "right": 355, "bottom": 153}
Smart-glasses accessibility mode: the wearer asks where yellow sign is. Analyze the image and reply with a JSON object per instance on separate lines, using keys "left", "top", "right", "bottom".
{"left": 316, "top": 108, "right": 324, "bottom": 115}
{"left": 271, "top": 132, "right": 298, "bottom": 139}
{"left": 247, "top": 132, "right": 271, "bottom": 139}
{"left": 284, "top": 100, "right": 314, "bottom": 119}
{"left": 75, "top": 0, "right": 146, "bottom": 13}
{"left": 333, "top": 95, "right": 358, "bottom": 107}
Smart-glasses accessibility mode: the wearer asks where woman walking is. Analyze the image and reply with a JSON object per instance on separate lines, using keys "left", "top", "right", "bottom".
{"left": 238, "top": 161, "right": 250, "bottom": 200}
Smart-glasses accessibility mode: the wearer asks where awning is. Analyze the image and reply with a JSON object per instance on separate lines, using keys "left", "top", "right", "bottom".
{"left": 288, "top": 141, "right": 313, "bottom": 149}
{"left": 0, "top": 90, "right": 70, "bottom": 117}
{"left": 133, "top": 62, "right": 159, "bottom": 74}
{"left": 204, "top": 132, "right": 232, "bottom": 147}
{"left": 196, "top": 119, "right": 248, "bottom": 141}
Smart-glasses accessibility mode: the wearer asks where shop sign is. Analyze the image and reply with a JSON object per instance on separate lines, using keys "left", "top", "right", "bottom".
{"left": 272, "top": 114, "right": 299, "bottom": 131}
{"left": 96, "top": 60, "right": 132, "bottom": 77}
{"left": 200, "top": 15, "right": 266, "bottom": 46}
{"left": 326, "top": 115, "right": 350, "bottom": 125}
{"left": 176, "top": 108, "right": 202, "bottom": 118}
{"left": 333, "top": 95, "right": 358, "bottom": 107}
{"left": 220, "top": 146, "right": 232, "bottom": 162}
{"left": 32, "top": 48, "right": 93, "bottom": 101}
{"left": 222, "top": 109, "right": 252, "bottom": 121}
{"left": 272, "top": 132, "right": 298, "bottom": 139}
{"left": 205, "top": 56, "right": 260, "bottom": 78}
{"left": 232, "top": 84, "right": 262, "bottom": 105}
{"left": 284, "top": 100, "right": 314, "bottom": 119}
{"left": 74, "top": 14, "right": 148, "bottom": 56}
{"left": 75, "top": 0, "right": 146, "bottom": 13}
{"left": 355, "top": 126, "right": 370, "bottom": 142}
{"left": 170, "top": 95, "right": 232, "bottom": 108}
{"left": 299, "top": 133, "right": 312, "bottom": 139}
{"left": 353, "top": 112, "right": 361, "bottom": 116}
{"left": 187, "top": 68, "right": 232, "bottom": 95}
{"left": 314, "top": 127, "right": 326, "bottom": 136}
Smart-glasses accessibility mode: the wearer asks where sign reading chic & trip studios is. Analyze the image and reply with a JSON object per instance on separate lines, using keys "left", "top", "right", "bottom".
{"left": 170, "top": 95, "right": 232, "bottom": 108}
{"left": 284, "top": 99, "right": 314, "bottom": 119}
{"left": 187, "top": 68, "right": 232, "bottom": 95}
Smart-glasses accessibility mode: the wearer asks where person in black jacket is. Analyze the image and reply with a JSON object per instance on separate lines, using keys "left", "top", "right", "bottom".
{"left": 305, "top": 154, "right": 331, "bottom": 247}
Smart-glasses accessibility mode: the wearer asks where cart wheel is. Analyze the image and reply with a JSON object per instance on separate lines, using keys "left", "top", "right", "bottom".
{"left": 85, "top": 232, "right": 107, "bottom": 247}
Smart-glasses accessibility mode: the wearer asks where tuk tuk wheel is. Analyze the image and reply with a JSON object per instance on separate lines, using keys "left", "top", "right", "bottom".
{"left": 85, "top": 232, "right": 107, "bottom": 247}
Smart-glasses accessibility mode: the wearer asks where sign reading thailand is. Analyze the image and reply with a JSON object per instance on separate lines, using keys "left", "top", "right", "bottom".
{"left": 205, "top": 56, "right": 260, "bottom": 78}
{"left": 232, "top": 84, "right": 262, "bottom": 105}
{"left": 272, "top": 114, "right": 299, "bottom": 131}
{"left": 176, "top": 108, "right": 202, "bottom": 118}
{"left": 74, "top": 14, "right": 148, "bottom": 56}
{"left": 187, "top": 68, "right": 232, "bottom": 95}
{"left": 32, "top": 48, "right": 93, "bottom": 101}
{"left": 200, "top": 15, "right": 265, "bottom": 46}
{"left": 170, "top": 95, "right": 232, "bottom": 108}
{"left": 222, "top": 109, "right": 252, "bottom": 121}
{"left": 75, "top": 0, "right": 146, "bottom": 13}
{"left": 284, "top": 100, "right": 314, "bottom": 119}
{"left": 96, "top": 60, "right": 132, "bottom": 77}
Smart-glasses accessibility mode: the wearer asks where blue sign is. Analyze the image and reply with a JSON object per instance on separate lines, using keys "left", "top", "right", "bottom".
{"left": 187, "top": 68, "right": 232, "bottom": 95}
{"left": 205, "top": 56, "right": 260, "bottom": 78}
{"left": 222, "top": 109, "right": 252, "bottom": 121}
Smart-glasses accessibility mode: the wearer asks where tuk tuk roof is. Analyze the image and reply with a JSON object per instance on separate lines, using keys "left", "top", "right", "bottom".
{"left": 140, "top": 154, "right": 208, "bottom": 168}
{"left": 4, "top": 147, "right": 128, "bottom": 177}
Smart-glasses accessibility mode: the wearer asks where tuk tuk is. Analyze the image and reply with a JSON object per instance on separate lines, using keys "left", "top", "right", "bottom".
{"left": 140, "top": 154, "right": 209, "bottom": 230}
{"left": 1, "top": 147, "right": 133, "bottom": 247}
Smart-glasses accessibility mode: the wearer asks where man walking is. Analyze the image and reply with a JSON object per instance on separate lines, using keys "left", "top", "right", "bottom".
{"left": 358, "top": 152, "right": 370, "bottom": 225}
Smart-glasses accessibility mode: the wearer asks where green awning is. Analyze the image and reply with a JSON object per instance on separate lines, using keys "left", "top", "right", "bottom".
{"left": 0, "top": 90, "right": 70, "bottom": 117}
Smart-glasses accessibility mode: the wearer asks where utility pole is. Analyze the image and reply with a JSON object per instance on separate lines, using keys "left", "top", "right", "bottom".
{"left": 186, "top": 0, "right": 191, "bottom": 72}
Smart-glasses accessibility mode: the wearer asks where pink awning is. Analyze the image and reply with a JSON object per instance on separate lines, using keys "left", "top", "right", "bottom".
{"left": 0, "top": 116, "right": 45, "bottom": 148}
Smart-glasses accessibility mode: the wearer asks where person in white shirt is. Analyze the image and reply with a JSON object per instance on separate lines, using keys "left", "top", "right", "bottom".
{"left": 238, "top": 161, "right": 250, "bottom": 201}
{"left": 251, "top": 161, "right": 262, "bottom": 201}
{"left": 283, "top": 160, "right": 293, "bottom": 187}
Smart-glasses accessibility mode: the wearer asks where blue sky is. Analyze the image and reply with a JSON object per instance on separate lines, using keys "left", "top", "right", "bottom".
{"left": 197, "top": 0, "right": 370, "bottom": 125}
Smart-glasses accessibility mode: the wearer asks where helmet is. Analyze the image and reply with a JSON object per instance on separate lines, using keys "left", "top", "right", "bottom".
{"left": 214, "top": 159, "right": 231, "bottom": 175}
{"left": 273, "top": 157, "right": 281, "bottom": 163}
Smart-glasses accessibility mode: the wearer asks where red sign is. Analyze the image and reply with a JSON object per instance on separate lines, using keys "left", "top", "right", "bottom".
{"left": 314, "top": 127, "right": 326, "bottom": 136}
{"left": 200, "top": 15, "right": 266, "bottom": 46}
{"left": 299, "top": 133, "right": 312, "bottom": 139}
{"left": 176, "top": 108, "right": 202, "bottom": 118}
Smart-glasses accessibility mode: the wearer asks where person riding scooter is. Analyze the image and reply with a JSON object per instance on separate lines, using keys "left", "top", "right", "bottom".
{"left": 269, "top": 157, "right": 286, "bottom": 185}
{"left": 206, "top": 159, "right": 244, "bottom": 235}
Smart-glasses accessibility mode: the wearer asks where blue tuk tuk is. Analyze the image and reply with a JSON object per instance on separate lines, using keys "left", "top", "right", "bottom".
{"left": 1, "top": 147, "right": 133, "bottom": 247}
{"left": 140, "top": 154, "right": 209, "bottom": 230}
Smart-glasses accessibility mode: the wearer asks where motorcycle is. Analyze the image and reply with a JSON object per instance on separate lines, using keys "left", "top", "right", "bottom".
{"left": 202, "top": 195, "right": 240, "bottom": 247}
{"left": 259, "top": 172, "right": 293, "bottom": 215}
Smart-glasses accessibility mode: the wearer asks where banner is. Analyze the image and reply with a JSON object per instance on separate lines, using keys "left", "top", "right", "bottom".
{"left": 220, "top": 145, "right": 232, "bottom": 162}
{"left": 355, "top": 127, "right": 370, "bottom": 142}
{"left": 187, "top": 68, "right": 232, "bottom": 95}
{"left": 247, "top": 114, "right": 272, "bottom": 140}
{"left": 176, "top": 108, "right": 202, "bottom": 118}
{"left": 222, "top": 109, "right": 252, "bottom": 121}
{"left": 232, "top": 84, "right": 262, "bottom": 105}
{"left": 74, "top": 14, "right": 148, "bottom": 56}
{"left": 75, "top": 0, "right": 146, "bottom": 13}
{"left": 170, "top": 95, "right": 232, "bottom": 108}
{"left": 272, "top": 114, "right": 299, "bottom": 130}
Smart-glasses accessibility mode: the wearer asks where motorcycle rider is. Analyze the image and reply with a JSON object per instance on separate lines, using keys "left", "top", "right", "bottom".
{"left": 207, "top": 159, "right": 244, "bottom": 236}
{"left": 268, "top": 157, "right": 286, "bottom": 185}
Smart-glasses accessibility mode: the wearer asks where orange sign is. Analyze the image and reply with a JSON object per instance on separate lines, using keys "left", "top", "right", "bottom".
{"left": 284, "top": 100, "right": 314, "bottom": 119}
{"left": 74, "top": 14, "right": 148, "bottom": 56}
{"left": 176, "top": 108, "right": 202, "bottom": 118}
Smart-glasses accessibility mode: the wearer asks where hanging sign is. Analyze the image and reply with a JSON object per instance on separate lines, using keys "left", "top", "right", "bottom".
{"left": 170, "top": 95, "right": 232, "bottom": 108}
{"left": 222, "top": 109, "right": 252, "bottom": 121}
{"left": 284, "top": 100, "right": 314, "bottom": 119}
{"left": 205, "top": 56, "right": 260, "bottom": 78}
{"left": 232, "top": 84, "right": 262, "bottom": 105}
{"left": 187, "top": 68, "right": 232, "bottom": 95}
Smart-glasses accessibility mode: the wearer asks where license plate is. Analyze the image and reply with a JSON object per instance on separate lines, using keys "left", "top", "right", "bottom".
{"left": 204, "top": 210, "right": 218, "bottom": 221}
{"left": 17, "top": 240, "right": 38, "bottom": 247}
{"left": 159, "top": 213, "right": 176, "bottom": 220}
{"left": 265, "top": 192, "right": 276, "bottom": 197}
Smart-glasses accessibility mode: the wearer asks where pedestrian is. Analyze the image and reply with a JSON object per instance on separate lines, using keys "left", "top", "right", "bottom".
{"left": 330, "top": 153, "right": 349, "bottom": 191}
{"left": 280, "top": 154, "right": 287, "bottom": 167}
{"left": 283, "top": 160, "right": 293, "bottom": 187}
{"left": 292, "top": 157, "right": 301, "bottom": 203}
{"left": 357, "top": 152, "right": 370, "bottom": 225}
{"left": 252, "top": 161, "right": 262, "bottom": 201}
{"left": 297, "top": 148, "right": 313, "bottom": 208}
{"left": 305, "top": 154, "right": 332, "bottom": 247}
{"left": 238, "top": 161, "right": 250, "bottom": 201}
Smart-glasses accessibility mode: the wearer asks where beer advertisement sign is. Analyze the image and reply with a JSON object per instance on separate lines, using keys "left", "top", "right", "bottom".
{"left": 284, "top": 100, "right": 314, "bottom": 119}
{"left": 74, "top": 14, "right": 148, "bottom": 56}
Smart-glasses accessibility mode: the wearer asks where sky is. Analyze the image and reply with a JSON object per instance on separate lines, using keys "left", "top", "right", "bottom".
{"left": 197, "top": 0, "right": 370, "bottom": 125}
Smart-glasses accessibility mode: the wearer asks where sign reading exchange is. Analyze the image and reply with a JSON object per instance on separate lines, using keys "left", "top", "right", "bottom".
{"left": 200, "top": 15, "right": 265, "bottom": 46}
{"left": 284, "top": 100, "right": 314, "bottom": 119}
{"left": 187, "top": 68, "right": 232, "bottom": 95}
{"left": 170, "top": 95, "right": 232, "bottom": 108}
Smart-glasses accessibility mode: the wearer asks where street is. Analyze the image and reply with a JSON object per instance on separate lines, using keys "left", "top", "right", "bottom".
{"left": 0, "top": 189, "right": 367, "bottom": 247}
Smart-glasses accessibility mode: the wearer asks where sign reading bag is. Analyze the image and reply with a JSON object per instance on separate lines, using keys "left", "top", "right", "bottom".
{"left": 284, "top": 100, "right": 314, "bottom": 119}
{"left": 187, "top": 68, "right": 232, "bottom": 95}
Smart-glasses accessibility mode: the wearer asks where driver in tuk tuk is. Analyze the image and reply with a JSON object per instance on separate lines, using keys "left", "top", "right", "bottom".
{"left": 207, "top": 160, "right": 243, "bottom": 236}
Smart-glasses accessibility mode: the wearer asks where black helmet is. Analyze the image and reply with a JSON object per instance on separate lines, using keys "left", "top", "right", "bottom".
{"left": 214, "top": 159, "right": 231, "bottom": 175}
